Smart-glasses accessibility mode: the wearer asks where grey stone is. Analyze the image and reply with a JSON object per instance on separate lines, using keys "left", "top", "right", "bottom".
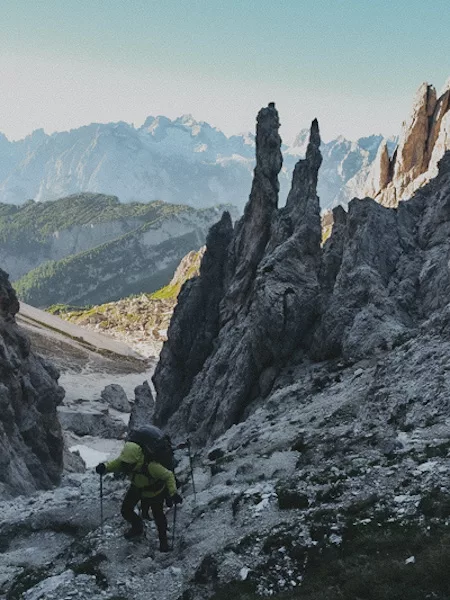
{"left": 128, "top": 381, "right": 155, "bottom": 430}
{"left": 100, "top": 384, "right": 130, "bottom": 413}
{"left": 154, "top": 107, "right": 323, "bottom": 444}
{"left": 153, "top": 103, "right": 450, "bottom": 450}
{"left": 57, "top": 407, "right": 126, "bottom": 439}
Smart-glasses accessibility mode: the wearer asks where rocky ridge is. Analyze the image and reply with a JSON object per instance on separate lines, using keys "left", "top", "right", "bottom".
{"left": 364, "top": 80, "right": 450, "bottom": 206}
{"left": 0, "top": 270, "right": 65, "bottom": 497}
{"left": 154, "top": 103, "right": 450, "bottom": 450}
{"left": 12, "top": 199, "right": 227, "bottom": 307}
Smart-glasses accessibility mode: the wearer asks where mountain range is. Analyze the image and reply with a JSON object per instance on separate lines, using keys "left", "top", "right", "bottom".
{"left": 0, "top": 114, "right": 395, "bottom": 211}
{"left": 4, "top": 100, "right": 450, "bottom": 599}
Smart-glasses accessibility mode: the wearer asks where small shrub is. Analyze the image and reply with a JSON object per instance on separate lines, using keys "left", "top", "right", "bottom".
{"left": 6, "top": 567, "right": 50, "bottom": 600}
{"left": 418, "top": 487, "right": 450, "bottom": 518}
{"left": 276, "top": 483, "right": 309, "bottom": 510}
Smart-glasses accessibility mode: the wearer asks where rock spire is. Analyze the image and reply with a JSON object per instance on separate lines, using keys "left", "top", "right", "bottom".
{"left": 155, "top": 101, "right": 450, "bottom": 449}
{"left": 154, "top": 108, "right": 322, "bottom": 443}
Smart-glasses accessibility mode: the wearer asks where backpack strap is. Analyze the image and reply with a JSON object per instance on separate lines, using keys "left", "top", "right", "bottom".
{"left": 135, "top": 460, "right": 165, "bottom": 492}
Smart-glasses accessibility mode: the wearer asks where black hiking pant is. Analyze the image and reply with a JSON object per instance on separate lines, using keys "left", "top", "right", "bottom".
{"left": 121, "top": 485, "right": 167, "bottom": 543}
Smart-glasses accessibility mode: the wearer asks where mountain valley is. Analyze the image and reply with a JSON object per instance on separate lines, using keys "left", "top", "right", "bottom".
{"left": 50, "top": 248, "right": 205, "bottom": 357}
{"left": 3, "top": 86, "right": 450, "bottom": 600}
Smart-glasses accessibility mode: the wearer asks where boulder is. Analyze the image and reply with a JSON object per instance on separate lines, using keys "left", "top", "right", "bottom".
{"left": 100, "top": 384, "right": 130, "bottom": 413}
{"left": 128, "top": 381, "right": 155, "bottom": 431}
{"left": 57, "top": 406, "right": 126, "bottom": 439}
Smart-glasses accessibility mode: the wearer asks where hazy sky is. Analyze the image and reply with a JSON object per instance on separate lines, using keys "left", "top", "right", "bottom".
{"left": 1, "top": 0, "right": 449, "bottom": 143}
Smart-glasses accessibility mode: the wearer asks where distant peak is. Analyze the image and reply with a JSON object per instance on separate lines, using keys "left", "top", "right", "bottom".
{"left": 27, "top": 128, "right": 47, "bottom": 141}
{"left": 439, "top": 76, "right": 450, "bottom": 96}
{"left": 292, "top": 128, "right": 310, "bottom": 147}
{"left": 177, "top": 114, "right": 199, "bottom": 127}
{"left": 140, "top": 115, "right": 173, "bottom": 137}
{"left": 140, "top": 115, "right": 156, "bottom": 129}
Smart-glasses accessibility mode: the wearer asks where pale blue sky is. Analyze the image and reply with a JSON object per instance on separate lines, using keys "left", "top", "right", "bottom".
{"left": 1, "top": 0, "right": 449, "bottom": 142}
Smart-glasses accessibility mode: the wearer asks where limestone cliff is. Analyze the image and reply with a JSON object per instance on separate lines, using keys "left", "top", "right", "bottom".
{"left": 154, "top": 102, "right": 450, "bottom": 448}
{"left": 0, "top": 270, "right": 64, "bottom": 497}
{"left": 364, "top": 81, "right": 450, "bottom": 206}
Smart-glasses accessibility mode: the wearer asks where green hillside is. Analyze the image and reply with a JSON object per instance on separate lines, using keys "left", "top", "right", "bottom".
{"left": 0, "top": 193, "right": 184, "bottom": 247}
{"left": 5, "top": 192, "right": 229, "bottom": 307}
{"left": 47, "top": 248, "right": 204, "bottom": 353}
{"left": 13, "top": 203, "right": 215, "bottom": 307}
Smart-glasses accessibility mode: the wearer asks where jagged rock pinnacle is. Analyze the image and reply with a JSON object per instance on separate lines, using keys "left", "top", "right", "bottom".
{"left": 286, "top": 119, "right": 322, "bottom": 211}
{"left": 154, "top": 110, "right": 323, "bottom": 443}
{"left": 221, "top": 103, "right": 283, "bottom": 318}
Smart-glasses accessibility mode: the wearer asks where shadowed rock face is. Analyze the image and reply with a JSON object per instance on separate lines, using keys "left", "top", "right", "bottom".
{"left": 154, "top": 105, "right": 323, "bottom": 442}
{"left": 154, "top": 103, "right": 450, "bottom": 446}
{"left": 0, "top": 270, "right": 65, "bottom": 497}
{"left": 153, "top": 213, "right": 233, "bottom": 425}
{"left": 221, "top": 103, "right": 283, "bottom": 320}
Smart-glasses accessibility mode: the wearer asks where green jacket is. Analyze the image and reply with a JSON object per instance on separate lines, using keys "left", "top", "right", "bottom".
{"left": 106, "top": 441, "right": 177, "bottom": 498}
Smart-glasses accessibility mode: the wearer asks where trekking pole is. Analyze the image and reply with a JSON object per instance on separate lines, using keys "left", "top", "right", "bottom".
{"left": 172, "top": 502, "right": 177, "bottom": 551}
{"left": 187, "top": 438, "right": 196, "bottom": 501}
{"left": 176, "top": 439, "right": 197, "bottom": 501}
{"left": 100, "top": 473, "right": 104, "bottom": 536}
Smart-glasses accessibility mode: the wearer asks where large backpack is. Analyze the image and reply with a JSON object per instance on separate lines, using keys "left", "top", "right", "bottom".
{"left": 127, "top": 425, "right": 175, "bottom": 472}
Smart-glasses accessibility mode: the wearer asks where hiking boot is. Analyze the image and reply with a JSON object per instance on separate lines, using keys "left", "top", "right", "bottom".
{"left": 159, "top": 539, "right": 171, "bottom": 552}
{"left": 124, "top": 526, "right": 143, "bottom": 540}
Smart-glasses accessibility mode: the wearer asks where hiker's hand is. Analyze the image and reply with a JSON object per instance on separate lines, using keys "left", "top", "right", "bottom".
{"left": 171, "top": 493, "right": 183, "bottom": 505}
{"left": 96, "top": 463, "right": 107, "bottom": 475}
{"left": 165, "top": 496, "right": 173, "bottom": 508}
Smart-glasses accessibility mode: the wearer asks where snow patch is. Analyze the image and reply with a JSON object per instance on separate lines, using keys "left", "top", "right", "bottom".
{"left": 69, "top": 445, "right": 109, "bottom": 468}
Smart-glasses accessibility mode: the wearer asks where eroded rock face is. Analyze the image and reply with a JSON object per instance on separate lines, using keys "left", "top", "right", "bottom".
{"left": 365, "top": 81, "right": 450, "bottom": 206}
{"left": 154, "top": 105, "right": 322, "bottom": 442}
{"left": 153, "top": 213, "right": 233, "bottom": 425}
{"left": 0, "top": 270, "right": 65, "bottom": 497}
{"left": 154, "top": 101, "right": 450, "bottom": 448}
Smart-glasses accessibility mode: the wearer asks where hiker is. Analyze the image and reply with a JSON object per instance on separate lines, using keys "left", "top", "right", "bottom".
{"left": 96, "top": 440, "right": 182, "bottom": 552}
